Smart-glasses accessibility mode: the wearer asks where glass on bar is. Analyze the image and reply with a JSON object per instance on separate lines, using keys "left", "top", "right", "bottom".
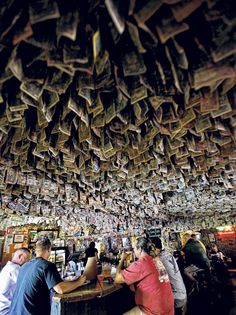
{"left": 102, "top": 263, "right": 112, "bottom": 278}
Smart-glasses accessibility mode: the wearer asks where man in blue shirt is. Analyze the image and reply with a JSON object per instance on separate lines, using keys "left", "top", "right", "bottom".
{"left": 0, "top": 248, "right": 30, "bottom": 315}
{"left": 10, "top": 237, "right": 86, "bottom": 315}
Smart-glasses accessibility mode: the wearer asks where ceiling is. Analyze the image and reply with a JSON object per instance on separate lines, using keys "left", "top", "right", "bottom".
{"left": 0, "top": 0, "right": 236, "bottom": 232}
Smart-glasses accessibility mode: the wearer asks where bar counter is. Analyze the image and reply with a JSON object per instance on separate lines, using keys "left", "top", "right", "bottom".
{"left": 51, "top": 280, "right": 135, "bottom": 315}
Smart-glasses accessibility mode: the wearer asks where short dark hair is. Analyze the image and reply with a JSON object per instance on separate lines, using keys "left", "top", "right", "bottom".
{"left": 151, "top": 237, "right": 162, "bottom": 249}
{"left": 89, "top": 241, "right": 95, "bottom": 248}
{"left": 191, "top": 234, "right": 196, "bottom": 238}
{"left": 35, "top": 237, "right": 51, "bottom": 252}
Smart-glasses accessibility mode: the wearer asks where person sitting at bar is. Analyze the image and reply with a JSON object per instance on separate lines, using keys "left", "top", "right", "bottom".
{"left": 182, "top": 233, "right": 210, "bottom": 272}
{"left": 115, "top": 237, "right": 174, "bottom": 315}
{"left": 209, "top": 243, "right": 229, "bottom": 283}
{"left": 0, "top": 248, "right": 30, "bottom": 315}
{"left": 10, "top": 237, "right": 86, "bottom": 315}
{"left": 152, "top": 237, "right": 187, "bottom": 315}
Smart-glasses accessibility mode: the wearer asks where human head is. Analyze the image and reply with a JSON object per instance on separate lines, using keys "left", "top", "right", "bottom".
{"left": 12, "top": 248, "right": 30, "bottom": 266}
{"left": 132, "top": 237, "right": 151, "bottom": 259}
{"left": 191, "top": 233, "right": 197, "bottom": 240}
{"left": 182, "top": 232, "right": 191, "bottom": 246}
{"left": 151, "top": 237, "right": 163, "bottom": 251}
{"left": 211, "top": 243, "right": 218, "bottom": 253}
{"left": 89, "top": 241, "right": 95, "bottom": 248}
{"left": 35, "top": 237, "right": 52, "bottom": 259}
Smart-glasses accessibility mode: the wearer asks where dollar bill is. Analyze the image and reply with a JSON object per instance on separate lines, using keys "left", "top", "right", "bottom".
{"left": 106, "top": 101, "right": 116, "bottom": 124}
{"left": 134, "top": 0, "right": 162, "bottom": 26}
{"left": 186, "top": 90, "right": 201, "bottom": 109}
{"left": 41, "top": 90, "right": 59, "bottom": 109}
{"left": 170, "top": 38, "right": 188, "bottom": 70}
{"left": 171, "top": 0, "right": 204, "bottom": 22}
{"left": 128, "top": 147, "right": 140, "bottom": 160}
{"left": 75, "top": 73, "right": 95, "bottom": 94}
{"left": 105, "top": 0, "right": 125, "bottom": 34}
{"left": 91, "top": 94, "right": 104, "bottom": 117}
{"left": 165, "top": 45, "right": 183, "bottom": 93}
{"left": 44, "top": 68, "right": 72, "bottom": 94}
{"left": 115, "top": 90, "right": 128, "bottom": 113}
{"left": 168, "top": 138, "right": 184, "bottom": 150}
{"left": 161, "top": 104, "right": 178, "bottom": 124}
{"left": 13, "top": 22, "right": 33, "bottom": 46}
{"left": 131, "top": 83, "right": 147, "bottom": 104}
{"left": 29, "top": 0, "right": 60, "bottom": 24}
{"left": 21, "top": 92, "right": 38, "bottom": 108}
{"left": 133, "top": 102, "right": 142, "bottom": 120}
{"left": 230, "top": 116, "right": 236, "bottom": 127}
{"left": 20, "top": 81, "right": 43, "bottom": 101}
{"left": 59, "top": 121, "right": 71, "bottom": 136}
{"left": 57, "top": 5, "right": 79, "bottom": 41}
{"left": 37, "top": 109, "right": 48, "bottom": 128}
{"left": 127, "top": 21, "right": 146, "bottom": 53}
{"left": 211, "top": 94, "right": 232, "bottom": 118}
{"left": 79, "top": 120, "right": 91, "bottom": 143}
{"left": 79, "top": 88, "right": 95, "bottom": 107}
{"left": 193, "top": 62, "right": 235, "bottom": 90}
{"left": 92, "top": 30, "right": 102, "bottom": 63}
{"left": 149, "top": 95, "right": 170, "bottom": 110}
{"left": 102, "top": 132, "right": 114, "bottom": 154}
{"left": 114, "top": 68, "right": 130, "bottom": 98}
{"left": 156, "top": 10, "right": 189, "bottom": 43}
{"left": 122, "top": 50, "right": 146, "bottom": 76}
{"left": 211, "top": 134, "right": 232, "bottom": 147}
{"left": 144, "top": 125, "right": 159, "bottom": 141}
{"left": 220, "top": 77, "right": 236, "bottom": 95}
{"left": 8, "top": 94, "right": 28, "bottom": 112}
{"left": 91, "top": 113, "right": 106, "bottom": 128}
{"left": 9, "top": 54, "right": 24, "bottom": 81}
{"left": 5, "top": 168, "right": 18, "bottom": 185}
{"left": 211, "top": 38, "right": 236, "bottom": 63}
{"left": 200, "top": 90, "right": 219, "bottom": 113}
{"left": 95, "top": 50, "right": 109, "bottom": 76}
{"left": 6, "top": 106, "right": 22, "bottom": 122}
{"left": 64, "top": 43, "right": 88, "bottom": 65}
{"left": 195, "top": 116, "right": 212, "bottom": 133}
{"left": 48, "top": 49, "right": 75, "bottom": 76}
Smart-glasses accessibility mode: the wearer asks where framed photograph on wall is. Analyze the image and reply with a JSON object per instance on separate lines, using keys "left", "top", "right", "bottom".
{"left": 208, "top": 233, "right": 216, "bottom": 243}
{"left": 29, "top": 230, "right": 38, "bottom": 243}
{"left": 37, "top": 230, "right": 59, "bottom": 241}
{"left": 13, "top": 234, "right": 24, "bottom": 243}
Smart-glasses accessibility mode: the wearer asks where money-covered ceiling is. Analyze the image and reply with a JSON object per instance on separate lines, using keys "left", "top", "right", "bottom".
{"left": 0, "top": 0, "right": 236, "bottom": 229}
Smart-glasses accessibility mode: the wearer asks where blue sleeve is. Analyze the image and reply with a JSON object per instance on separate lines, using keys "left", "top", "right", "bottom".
{"left": 44, "top": 263, "right": 62, "bottom": 290}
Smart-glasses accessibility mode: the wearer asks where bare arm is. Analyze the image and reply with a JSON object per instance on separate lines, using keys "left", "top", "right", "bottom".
{"left": 53, "top": 275, "right": 86, "bottom": 294}
{"left": 114, "top": 252, "right": 127, "bottom": 284}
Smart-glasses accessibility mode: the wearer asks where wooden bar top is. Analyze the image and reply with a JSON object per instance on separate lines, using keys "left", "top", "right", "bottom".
{"left": 53, "top": 281, "right": 123, "bottom": 303}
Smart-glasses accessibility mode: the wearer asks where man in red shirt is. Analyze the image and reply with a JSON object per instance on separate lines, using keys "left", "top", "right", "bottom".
{"left": 115, "top": 237, "right": 174, "bottom": 315}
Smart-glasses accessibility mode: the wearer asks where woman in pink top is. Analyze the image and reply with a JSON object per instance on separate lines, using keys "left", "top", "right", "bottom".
{"left": 115, "top": 237, "right": 174, "bottom": 315}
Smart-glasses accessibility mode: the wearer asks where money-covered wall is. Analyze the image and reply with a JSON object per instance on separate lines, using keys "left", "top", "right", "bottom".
{"left": 0, "top": 0, "right": 236, "bottom": 232}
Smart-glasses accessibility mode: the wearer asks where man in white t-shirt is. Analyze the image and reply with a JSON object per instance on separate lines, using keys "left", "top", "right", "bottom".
{"left": 0, "top": 248, "right": 30, "bottom": 315}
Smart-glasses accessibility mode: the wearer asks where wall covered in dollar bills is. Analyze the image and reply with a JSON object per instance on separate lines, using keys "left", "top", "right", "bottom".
{"left": 0, "top": 0, "right": 236, "bottom": 232}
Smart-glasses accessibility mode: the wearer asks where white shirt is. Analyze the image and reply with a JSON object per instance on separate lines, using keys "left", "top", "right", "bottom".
{"left": 0, "top": 261, "right": 20, "bottom": 315}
